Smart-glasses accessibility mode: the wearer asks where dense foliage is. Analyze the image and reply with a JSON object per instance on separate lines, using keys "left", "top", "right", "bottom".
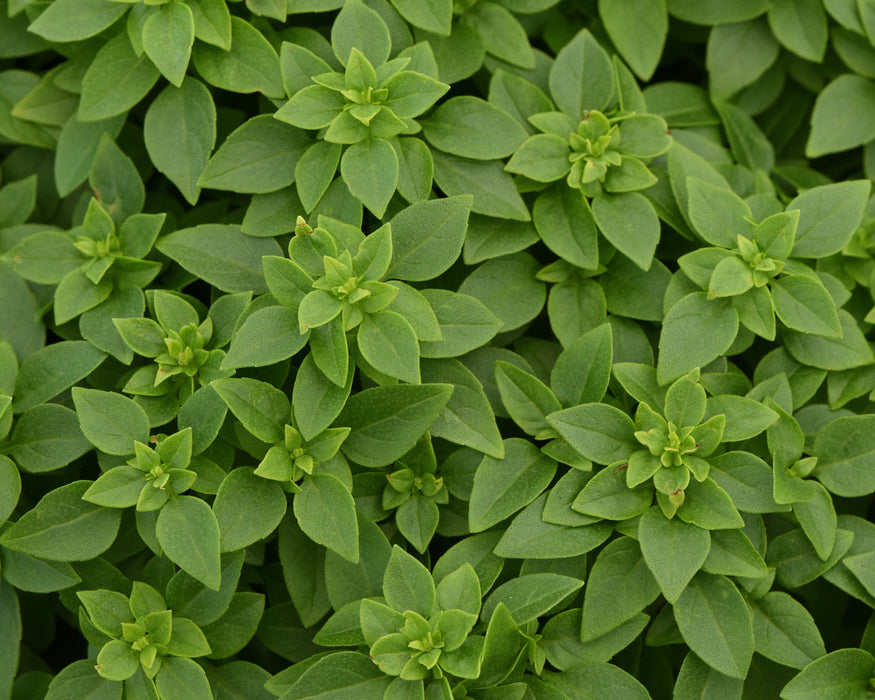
{"left": 1, "top": 0, "right": 875, "bottom": 698}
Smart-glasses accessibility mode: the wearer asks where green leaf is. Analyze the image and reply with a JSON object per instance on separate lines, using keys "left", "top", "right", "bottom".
{"left": 677, "top": 477, "right": 744, "bottom": 529}
{"left": 812, "top": 415, "right": 875, "bottom": 497}
{"left": 188, "top": 0, "right": 232, "bottom": 50}
{"left": 8, "top": 404, "right": 91, "bottom": 474}
{"left": 278, "top": 651, "right": 389, "bottom": 698}
{"left": 462, "top": 2, "right": 534, "bottom": 69}
{"left": 599, "top": 0, "right": 667, "bottom": 80}
{"left": 784, "top": 309, "right": 875, "bottom": 371}
{"left": 574, "top": 465, "right": 653, "bottom": 520}
{"left": 792, "top": 481, "right": 836, "bottom": 560}
{"left": 386, "top": 195, "right": 472, "bottom": 281}
{"left": 592, "top": 192, "right": 660, "bottom": 271}
{"left": 156, "top": 495, "right": 222, "bottom": 590}
{"left": 787, "top": 180, "right": 871, "bottom": 258}
{"left": 0, "top": 454, "right": 21, "bottom": 524}
{"left": 495, "top": 361, "right": 560, "bottom": 436}
{"left": 222, "top": 305, "right": 307, "bottom": 369}
{"left": 72, "top": 388, "right": 149, "bottom": 455}
{"left": 674, "top": 573, "right": 754, "bottom": 679}
{"left": 211, "top": 377, "right": 289, "bottom": 444}
{"left": 505, "top": 134, "right": 571, "bottom": 182}
{"left": 540, "top": 661, "right": 650, "bottom": 700}
{"left": 639, "top": 506, "right": 711, "bottom": 603}
{"left": 13, "top": 340, "right": 105, "bottom": 413}
{"left": 331, "top": 0, "right": 392, "bottom": 67}
{"left": 807, "top": 75, "right": 875, "bottom": 157}
{"left": 423, "top": 97, "right": 527, "bottom": 160}
{"left": 714, "top": 98, "right": 775, "bottom": 173}
{"left": 382, "top": 544, "right": 435, "bottom": 616}
{"left": 295, "top": 473, "right": 359, "bottom": 563}
{"left": 213, "top": 467, "right": 287, "bottom": 552}
{"left": 706, "top": 18, "right": 779, "bottom": 99}
{"left": 767, "top": 0, "right": 828, "bottom": 61}
{"left": 78, "top": 33, "right": 160, "bottom": 121}
{"left": 88, "top": 135, "right": 146, "bottom": 226}
{"left": 533, "top": 185, "right": 599, "bottom": 270}
{"left": 44, "top": 660, "right": 121, "bottom": 700}
{"left": 3, "top": 231, "right": 81, "bottom": 285}
{"left": 357, "top": 311, "right": 420, "bottom": 384}
{"left": 0, "top": 481, "right": 121, "bottom": 561}
{"left": 144, "top": 79, "right": 216, "bottom": 205}
{"left": 468, "top": 438, "right": 557, "bottom": 532}
{"left": 27, "top": 0, "right": 127, "bottom": 42}
{"left": 551, "top": 323, "right": 613, "bottom": 406}
{"left": 309, "top": 318, "right": 349, "bottom": 386}
{"left": 686, "top": 178, "right": 752, "bottom": 248}
{"left": 339, "top": 137, "right": 398, "bottom": 218}
{"left": 338, "top": 384, "right": 451, "bottom": 466}
{"left": 293, "top": 353, "right": 353, "bottom": 442}
{"left": 419, "top": 358, "right": 504, "bottom": 459}
{"left": 156, "top": 225, "right": 280, "bottom": 294}
{"left": 771, "top": 275, "right": 840, "bottom": 338}
{"left": 703, "top": 395, "right": 778, "bottom": 441}
{"left": 419, "top": 289, "right": 503, "bottom": 358}
{"left": 389, "top": 0, "right": 451, "bottom": 34}
{"left": 396, "top": 494, "right": 439, "bottom": 554}
{"left": 432, "top": 151, "right": 530, "bottom": 221}
{"left": 199, "top": 115, "right": 309, "bottom": 194}
{"left": 95, "top": 640, "right": 138, "bottom": 682}
{"left": 0, "top": 580, "right": 20, "bottom": 700}
{"left": 482, "top": 573, "right": 583, "bottom": 625}
{"left": 390, "top": 136, "right": 434, "bottom": 203}
{"left": 580, "top": 536, "right": 660, "bottom": 641}
{"left": 658, "top": 293, "right": 739, "bottom": 384}
{"left": 749, "top": 592, "right": 826, "bottom": 670}
{"left": 142, "top": 2, "right": 194, "bottom": 87}
{"left": 82, "top": 466, "right": 145, "bottom": 508}
{"left": 547, "top": 403, "right": 637, "bottom": 465}
{"left": 457, "top": 252, "right": 545, "bottom": 332}
{"left": 780, "top": 649, "right": 875, "bottom": 700}
{"left": 702, "top": 528, "right": 768, "bottom": 578}
{"left": 494, "top": 493, "right": 612, "bottom": 559}
{"left": 673, "top": 653, "right": 743, "bottom": 700}
{"left": 192, "top": 16, "right": 283, "bottom": 98}
{"left": 155, "top": 657, "right": 213, "bottom": 700}
{"left": 296, "top": 141, "right": 342, "bottom": 212}
{"left": 549, "top": 29, "right": 615, "bottom": 119}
